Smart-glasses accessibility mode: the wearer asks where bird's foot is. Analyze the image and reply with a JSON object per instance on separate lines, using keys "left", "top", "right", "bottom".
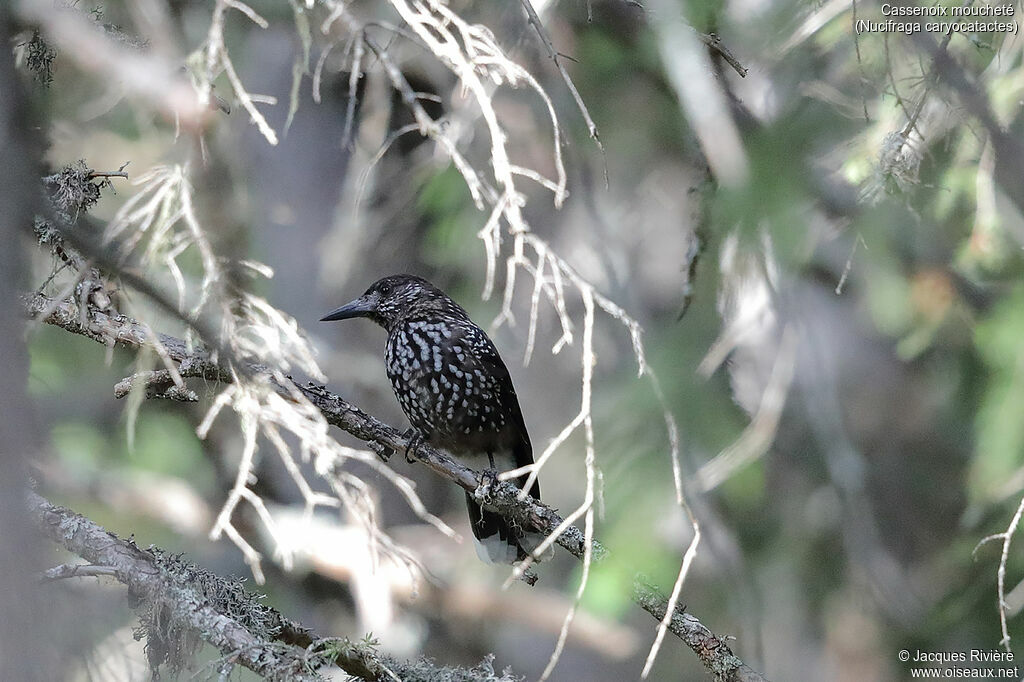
{"left": 516, "top": 561, "right": 540, "bottom": 585}
{"left": 371, "top": 441, "right": 394, "bottom": 463}
{"left": 479, "top": 468, "right": 498, "bottom": 499}
{"left": 403, "top": 428, "right": 425, "bottom": 464}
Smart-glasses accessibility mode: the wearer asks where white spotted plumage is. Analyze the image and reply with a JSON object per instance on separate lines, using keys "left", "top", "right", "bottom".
{"left": 327, "top": 274, "right": 542, "bottom": 564}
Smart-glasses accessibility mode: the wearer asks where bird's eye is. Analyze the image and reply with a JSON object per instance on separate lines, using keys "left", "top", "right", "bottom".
{"left": 379, "top": 283, "right": 392, "bottom": 296}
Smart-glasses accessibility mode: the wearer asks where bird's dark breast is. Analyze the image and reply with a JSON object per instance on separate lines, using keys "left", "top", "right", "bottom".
{"left": 385, "top": 317, "right": 520, "bottom": 454}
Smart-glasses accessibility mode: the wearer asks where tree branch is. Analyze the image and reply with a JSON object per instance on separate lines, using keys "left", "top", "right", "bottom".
{"left": 632, "top": 577, "right": 766, "bottom": 682}
{"left": 30, "top": 490, "right": 327, "bottom": 681}
{"left": 26, "top": 291, "right": 769, "bottom": 682}
{"left": 29, "top": 489, "right": 523, "bottom": 681}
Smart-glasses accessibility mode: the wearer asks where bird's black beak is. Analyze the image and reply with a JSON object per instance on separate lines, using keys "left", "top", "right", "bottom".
{"left": 320, "top": 296, "right": 375, "bottom": 322}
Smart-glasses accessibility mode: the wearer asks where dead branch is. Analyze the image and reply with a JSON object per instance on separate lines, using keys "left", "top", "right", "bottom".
{"left": 29, "top": 489, "right": 521, "bottom": 682}
{"left": 41, "top": 564, "right": 119, "bottom": 581}
{"left": 26, "top": 291, "right": 769, "bottom": 682}
{"left": 29, "top": 490, "right": 326, "bottom": 681}
{"left": 518, "top": 0, "right": 602, "bottom": 142}
{"left": 114, "top": 369, "right": 199, "bottom": 402}
{"left": 696, "top": 31, "right": 748, "bottom": 78}
{"left": 632, "top": 577, "right": 766, "bottom": 682}
{"left": 974, "top": 493, "right": 1024, "bottom": 652}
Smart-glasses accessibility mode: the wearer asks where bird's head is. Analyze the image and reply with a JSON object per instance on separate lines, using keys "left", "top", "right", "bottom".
{"left": 320, "top": 274, "right": 440, "bottom": 331}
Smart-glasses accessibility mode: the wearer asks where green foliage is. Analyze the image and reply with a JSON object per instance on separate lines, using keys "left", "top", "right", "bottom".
{"left": 574, "top": 29, "right": 689, "bottom": 159}
{"left": 970, "top": 287, "right": 1024, "bottom": 502}
{"left": 418, "top": 166, "right": 480, "bottom": 268}
{"left": 127, "top": 410, "right": 210, "bottom": 480}
{"left": 49, "top": 409, "right": 208, "bottom": 479}
{"left": 51, "top": 422, "right": 110, "bottom": 471}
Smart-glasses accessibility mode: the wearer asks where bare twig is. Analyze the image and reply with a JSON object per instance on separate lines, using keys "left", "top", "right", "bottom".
{"left": 834, "top": 234, "right": 866, "bottom": 296}
{"left": 87, "top": 167, "right": 130, "bottom": 181}
{"left": 695, "top": 31, "right": 748, "bottom": 78}
{"left": 883, "top": 35, "right": 916, "bottom": 124}
{"left": 974, "top": 493, "right": 1024, "bottom": 652}
{"left": 202, "top": 0, "right": 279, "bottom": 145}
{"left": 41, "top": 564, "right": 119, "bottom": 582}
{"left": 114, "top": 369, "right": 199, "bottom": 402}
{"left": 518, "top": 0, "right": 603, "bottom": 142}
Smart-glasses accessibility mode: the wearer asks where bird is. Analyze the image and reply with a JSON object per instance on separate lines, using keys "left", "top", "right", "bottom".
{"left": 320, "top": 274, "right": 544, "bottom": 564}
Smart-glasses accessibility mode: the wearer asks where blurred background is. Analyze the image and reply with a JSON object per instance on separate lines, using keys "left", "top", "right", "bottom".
{"left": 8, "top": 0, "right": 1024, "bottom": 680}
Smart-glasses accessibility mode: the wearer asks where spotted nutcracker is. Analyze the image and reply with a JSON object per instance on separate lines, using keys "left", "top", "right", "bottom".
{"left": 320, "top": 274, "right": 544, "bottom": 563}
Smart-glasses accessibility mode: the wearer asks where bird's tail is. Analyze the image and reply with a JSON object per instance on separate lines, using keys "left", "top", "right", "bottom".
{"left": 465, "top": 493, "right": 523, "bottom": 564}
{"left": 464, "top": 475, "right": 552, "bottom": 564}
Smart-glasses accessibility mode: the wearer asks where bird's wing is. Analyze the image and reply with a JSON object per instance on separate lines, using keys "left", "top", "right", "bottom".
{"left": 453, "top": 324, "right": 537, "bottom": 493}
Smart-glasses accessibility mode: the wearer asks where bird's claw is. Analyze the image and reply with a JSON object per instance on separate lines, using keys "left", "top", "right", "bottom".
{"left": 372, "top": 442, "right": 395, "bottom": 462}
{"left": 479, "top": 468, "right": 498, "bottom": 498}
{"left": 516, "top": 565, "right": 539, "bottom": 586}
{"left": 403, "top": 428, "right": 425, "bottom": 464}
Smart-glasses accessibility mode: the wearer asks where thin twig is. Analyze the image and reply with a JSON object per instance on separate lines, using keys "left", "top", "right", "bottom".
{"left": 695, "top": 31, "right": 748, "bottom": 78}
{"left": 40, "top": 564, "right": 119, "bottom": 582}
{"left": 519, "top": 0, "right": 602, "bottom": 142}
{"left": 114, "top": 369, "right": 199, "bottom": 402}
{"left": 975, "top": 493, "right": 1024, "bottom": 652}
{"left": 87, "top": 166, "right": 130, "bottom": 181}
